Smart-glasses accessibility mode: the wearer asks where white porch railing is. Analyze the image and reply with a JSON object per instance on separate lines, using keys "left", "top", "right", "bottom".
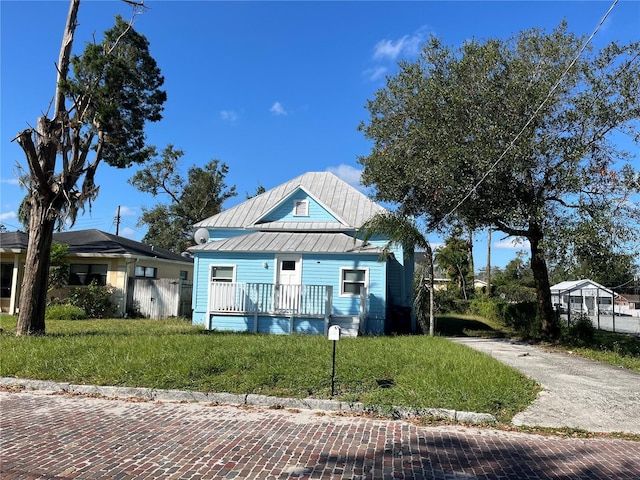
{"left": 208, "top": 282, "right": 333, "bottom": 317}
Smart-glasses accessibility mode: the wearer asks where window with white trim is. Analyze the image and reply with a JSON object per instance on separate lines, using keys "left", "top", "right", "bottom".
{"left": 340, "top": 268, "right": 368, "bottom": 296}
{"left": 211, "top": 265, "right": 234, "bottom": 283}
{"left": 293, "top": 200, "right": 309, "bottom": 217}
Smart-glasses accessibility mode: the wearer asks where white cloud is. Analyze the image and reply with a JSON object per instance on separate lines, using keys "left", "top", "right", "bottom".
{"left": 363, "top": 66, "right": 387, "bottom": 82}
{"left": 116, "top": 206, "right": 137, "bottom": 217}
{"left": 270, "top": 101, "right": 287, "bottom": 116}
{"left": 0, "top": 211, "right": 17, "bottom": 221}
{"left": 495, "top": 237, "right": 530, "bottom": 250}
{"left": 1, "top": 177, "right": 20, "bottom": 185}
{"left": 119, "top": 227, "right": 137, "bottom": 238}
{"left": 220, "top": 110, "right": 239, "bottom": 122}
{"left": 372, "top": 29, "right": 426, "bottom": 61}
{"left": 327, "top": 164, "right": 363, "bottom": 190}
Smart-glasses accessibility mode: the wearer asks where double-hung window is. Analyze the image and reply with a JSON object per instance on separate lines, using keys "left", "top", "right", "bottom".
{"left": 340, "top": 268, "right": 368, "bottom": 296}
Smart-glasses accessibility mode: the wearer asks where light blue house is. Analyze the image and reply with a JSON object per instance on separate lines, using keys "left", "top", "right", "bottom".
{"left": 189, "top": 172, "right": 414, "bottom": 336}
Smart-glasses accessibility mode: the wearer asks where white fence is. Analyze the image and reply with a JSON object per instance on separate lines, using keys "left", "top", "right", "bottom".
{"left": 209, "top": 283, "right": 333, "bottom": 317}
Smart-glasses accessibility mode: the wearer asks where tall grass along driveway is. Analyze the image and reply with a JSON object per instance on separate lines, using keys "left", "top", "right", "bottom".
{"left": 0, "top": 318, "right": 538, "bottom": 422}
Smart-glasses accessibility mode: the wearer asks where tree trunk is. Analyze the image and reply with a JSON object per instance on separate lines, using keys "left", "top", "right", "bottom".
{"left": 14, "top": 0, "right": 81, "bottom": 336}
{"left": 529, "top": 229, "right": 560, "bottom": 340}
{"left": 16, "top": 200, "right": 56, "bottom": 335}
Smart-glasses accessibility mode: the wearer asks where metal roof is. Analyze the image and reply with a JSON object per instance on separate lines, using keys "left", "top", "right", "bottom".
{"left": 194, "top": 171, "right": 386, "bottom": 230}
{"left": 550, "top": 279, "right": 614, "bottom": 295}
{"left": 189, "top": 231, "right": 383, "bottom": 254}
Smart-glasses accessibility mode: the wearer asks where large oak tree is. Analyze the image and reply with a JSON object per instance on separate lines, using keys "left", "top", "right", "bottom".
{"left": 14, "top": 0, "right": 166, "bottom": 335}
{"left": 358, "top": 22, "right": 640, "bottom": 339}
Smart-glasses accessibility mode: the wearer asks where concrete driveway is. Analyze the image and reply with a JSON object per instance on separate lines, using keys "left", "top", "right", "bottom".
{"left": 449, "top": 337, "right": 640, "bottom": 435}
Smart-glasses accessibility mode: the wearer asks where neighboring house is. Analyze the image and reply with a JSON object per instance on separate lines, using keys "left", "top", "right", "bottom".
{"left": 0, "top": 229, "right": 193, "bottom": 318}
{"left": 615, "top": 293, "right": 640, "bottom": 318}
{"left": 189, "top": 171, "right": 414, "bottom": 336}
{"left": 550, "top": 279, "right": 617, "bottom": 317}
{"left": 414, "top": 252, "right": 449, "bottom": 291}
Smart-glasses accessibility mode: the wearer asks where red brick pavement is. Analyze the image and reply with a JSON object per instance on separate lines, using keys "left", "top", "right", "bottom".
{"left": 1, "top": 390, "right": 639, "bottom": 479}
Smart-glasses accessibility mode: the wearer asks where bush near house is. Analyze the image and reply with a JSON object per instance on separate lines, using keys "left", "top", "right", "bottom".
{"left": 45, "top": 281, "right": 117, "bottom": 319}
{"left": 45, "top": 305, "right": 86, "bottom": 321}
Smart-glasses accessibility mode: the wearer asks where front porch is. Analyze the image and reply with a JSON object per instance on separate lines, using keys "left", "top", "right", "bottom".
{"left": 207, "top": 283, "right": 369, "bottom": 336}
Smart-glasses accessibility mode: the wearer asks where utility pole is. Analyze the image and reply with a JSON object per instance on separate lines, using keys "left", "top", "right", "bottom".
{"left": 115, "top": 205, "right": 121, "bottom": 236}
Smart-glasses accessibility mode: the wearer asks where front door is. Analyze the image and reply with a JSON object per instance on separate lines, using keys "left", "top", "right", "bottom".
{"left": 276, "top": 255, "right": 301, "bottom": 312}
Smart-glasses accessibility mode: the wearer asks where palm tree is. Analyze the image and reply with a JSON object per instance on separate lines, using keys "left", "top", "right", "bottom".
{"left": 358, "top": 212, "right": 436, "bottom": 336}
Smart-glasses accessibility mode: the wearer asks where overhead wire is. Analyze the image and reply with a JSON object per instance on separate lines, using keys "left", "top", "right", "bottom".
{"left": 437, "top": 0, "right": 620, "bottom": 228}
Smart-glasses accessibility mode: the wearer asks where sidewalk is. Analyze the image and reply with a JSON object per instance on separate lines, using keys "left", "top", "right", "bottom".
{"left": 449, "top": 337, "right": 640, "bottom": 434}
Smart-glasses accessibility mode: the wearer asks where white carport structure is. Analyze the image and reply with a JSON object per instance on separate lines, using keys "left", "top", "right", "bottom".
{"left": 550, "top": 279, "right": 617, "bottom": 328}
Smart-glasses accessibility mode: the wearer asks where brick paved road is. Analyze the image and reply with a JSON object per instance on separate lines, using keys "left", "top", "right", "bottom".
{"left": 1, "top": 390, "right": 639, "bottom": 480}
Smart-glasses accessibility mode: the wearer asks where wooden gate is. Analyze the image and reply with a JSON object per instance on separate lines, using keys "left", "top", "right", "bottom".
{"left": 128, "top": 278, "right": 193, "bottom": 319}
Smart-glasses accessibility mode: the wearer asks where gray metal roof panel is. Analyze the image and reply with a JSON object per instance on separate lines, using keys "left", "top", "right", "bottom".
{"left": 189, "top": 231, "right": 383, "bottom": 254}
{"left": 194, "top": 172, "right": 386, "bottom": 230}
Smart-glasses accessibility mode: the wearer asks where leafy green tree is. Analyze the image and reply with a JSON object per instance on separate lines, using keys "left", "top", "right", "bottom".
{"left": 129, "top": 145, "right": 237, "bottom": 252}
{"left": 358, "top": 211, "right": 436, "bottom": 335}
{"left": 48, "top": 242, "right": 70, "bottom": 303}
{"left": 434, "top": 236, "right": 472, "bottom": 300}
{"left": 547, "top": 216, "right": 638, "bottom": 288}
{"left": 358, "top": 23, "right": 640, "bottom": 340}
{"left": 14, "top": 1, "right": 166, "bottom": 335}
{"left": 492, "top": 252, "right": 536, "bottom": 302}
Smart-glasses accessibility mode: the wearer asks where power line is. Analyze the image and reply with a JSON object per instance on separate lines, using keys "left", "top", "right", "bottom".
{"left": 439, "top": 0, "right": 620, "bottom": 227}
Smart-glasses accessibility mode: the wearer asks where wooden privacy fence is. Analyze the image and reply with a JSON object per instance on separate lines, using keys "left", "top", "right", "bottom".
{"left": 128, "top": 278, "right": 193, "bottom": 319}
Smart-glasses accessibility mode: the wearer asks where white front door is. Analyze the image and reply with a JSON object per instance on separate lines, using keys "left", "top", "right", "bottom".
{"left": 276, "top": 255, "right": 301, "bottom": 312}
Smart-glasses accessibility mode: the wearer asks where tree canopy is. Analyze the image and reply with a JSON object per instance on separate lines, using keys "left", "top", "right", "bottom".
{"left": 129, "top": 145, "right": 237, "bottom": 252}
{"left": 14, "top": 1, "right": 166, "bottom": 335}
{"left": 358, "top": 22, "right": 640, "bottom": 339}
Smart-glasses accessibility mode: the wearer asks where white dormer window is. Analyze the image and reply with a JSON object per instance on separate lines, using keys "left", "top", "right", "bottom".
{"left": 293, "top": 200, "right": 309, "bottom": 217}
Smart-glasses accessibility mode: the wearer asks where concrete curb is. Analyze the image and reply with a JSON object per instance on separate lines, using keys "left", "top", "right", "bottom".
{"left": 0, "top": 377, "right": 497, "bottom": 425}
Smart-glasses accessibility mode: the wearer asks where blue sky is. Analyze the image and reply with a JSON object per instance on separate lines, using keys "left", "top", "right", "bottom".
{"left": 1, "top": 0, "right": 639, "bottom": 269}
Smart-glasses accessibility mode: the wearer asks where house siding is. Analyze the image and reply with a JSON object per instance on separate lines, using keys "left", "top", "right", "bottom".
{"left": 193, "top": 251, "right": 386, "bottom": 329}
{"left": 262, "top": 191, "right": 336, "bottom": 223}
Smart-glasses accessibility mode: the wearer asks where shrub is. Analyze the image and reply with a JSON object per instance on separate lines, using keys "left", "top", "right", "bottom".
{"left": 434, "top": 289, "right": 469, "bottom": 314}
{"left": 68, "top": 281, "right": 116, "bottom": 318}
{"left": 45, "top": 305, "right": 86, "bottom": 320}
{"left": 468, "top": 298, "right": 540, "bottom": 339}
{"left": 563, "top": 313, "right": 596, "bottom": 344}
{"left": 468, "top": 297, "right": 507, "bottom": 323}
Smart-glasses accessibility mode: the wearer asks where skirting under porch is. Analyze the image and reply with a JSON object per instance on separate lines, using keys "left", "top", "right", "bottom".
{"left": 207, "top": 313, "right": 370, "bottom": 337}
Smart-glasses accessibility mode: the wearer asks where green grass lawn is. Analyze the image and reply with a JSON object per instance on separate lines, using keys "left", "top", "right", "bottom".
{"left": 0, "top": 316, "right": 538, "bottom": 422}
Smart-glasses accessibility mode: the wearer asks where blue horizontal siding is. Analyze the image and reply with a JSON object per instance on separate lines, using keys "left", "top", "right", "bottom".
{"left": 301, "top": 253, "right": 386, "bottom": 318}
{"left": 194, "top": 251, "right": 391, "bottom": 331}
{"left": 262, "top": 190, "right": 336, "bottom": 222}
